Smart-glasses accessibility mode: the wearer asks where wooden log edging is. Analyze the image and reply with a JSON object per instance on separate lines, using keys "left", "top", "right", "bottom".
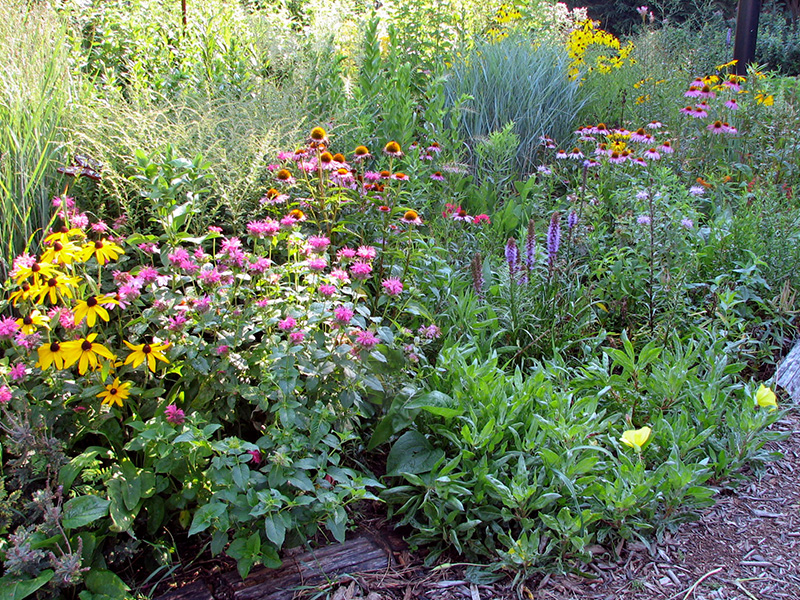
{"left": 777, "top": 340, "right": 800, "bottom": 403}
{"left": 155, "top": 533, "right": 394, "bottom": 600}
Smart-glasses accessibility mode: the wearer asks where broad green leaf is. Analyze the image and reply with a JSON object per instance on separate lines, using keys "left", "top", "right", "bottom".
{"left": 0, "top": 570, "right": 54, "bottom": 599}
{"left": 84, "top": 570, "right": 130, "bottom": 599}
{"left": 386, "top": 431, "right": 444, "bottom": 476}
{"left": 62, "top": 495, "right": 110, "bottom": 530}
{"left": 405, "top": 391, "right": 462, "bottom": 419}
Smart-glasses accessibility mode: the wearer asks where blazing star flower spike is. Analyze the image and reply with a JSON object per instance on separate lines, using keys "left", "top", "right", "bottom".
{"left": 620, "top": 426, "right": 652, "bottom": 450}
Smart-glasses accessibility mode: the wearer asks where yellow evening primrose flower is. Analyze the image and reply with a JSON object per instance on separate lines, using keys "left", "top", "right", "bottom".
{"left": 16, "top": 309, "right": 50, "bottom": 335}
{"left": 755, "top": 384, "right": 777, "bottom": 409}
{"left": 97, "top": 378, "right": 132, "bottom": 408}
{"left": 74, "top": 295, "right": 118, "bottom": 327}
{"left": 620, "top": 426, "right": 652, "bottom": 451}
{"left": 61, "top": 333, "right": 116, "bottom": 375}
{"left": 80, "top": 239, "right": 124, "bottom": 266}
{"left": 36, "top": 341, "right": 68, "bottom": 370}
{"left": 124, "top": 340, "right": 170, "bottom": 372}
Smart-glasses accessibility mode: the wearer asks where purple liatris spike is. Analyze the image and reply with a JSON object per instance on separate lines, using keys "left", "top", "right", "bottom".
{"left": 547, "top": 212, "right": 561, "bottom": 268}
{"left": 525, "top": 218, "right": 536, "bottom": 269}
{"left": 568, "top": 211, "right": 578, "bottom": 230}
{"left": 505, "top": 238, "right": 519, "bottom": 275}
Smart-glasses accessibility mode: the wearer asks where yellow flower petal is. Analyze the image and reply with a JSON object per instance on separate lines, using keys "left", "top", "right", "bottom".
{"left": 620, "top": 426, "right": 652, "bottom": 450}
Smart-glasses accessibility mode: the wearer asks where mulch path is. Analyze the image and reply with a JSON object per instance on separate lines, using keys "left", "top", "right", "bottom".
{"left": 153, "top": 407, "right": 800, "bottom": 600}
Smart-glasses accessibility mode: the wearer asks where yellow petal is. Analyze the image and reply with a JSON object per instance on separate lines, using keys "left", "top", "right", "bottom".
{"left": 755, "top": 384, "right": 777, "bottom": 408}
{"left": 621, "top": 426, "right": 651, "bottom": 450}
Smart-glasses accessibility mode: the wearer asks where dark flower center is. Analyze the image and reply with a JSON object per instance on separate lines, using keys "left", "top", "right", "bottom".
{"left": 50, "top": 342, "right": 61, "bottom": 352}
{"left": 81, "top": 340, "right": 92, "bottom": 351}
{"left": 143, "top": 344, "right": 152, "bottom": 354}
{"left": 95, "top": 241, "right": 104, "bottom": 249}
{"left": 54, "top": 242, "right": 63, "bottom": 251}
{"left": 87, "top": 296, "right": 98, "bottom": 307}
{"left": 23, "top": 316, "right": 33, "bottom": 325}
{"left": 110, "top": 388, "right": 118, "bottom": 395}
{"left": 32, "top": 263, "right": 41, "bottom": 272}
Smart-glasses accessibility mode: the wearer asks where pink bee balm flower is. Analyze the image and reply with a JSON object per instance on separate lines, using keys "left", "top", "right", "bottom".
{"left": 0, "top": 385, "right": 12, "bottom": 404}
{"left": 330, "top": 268, "right": 350, "bottom": 283}
{"left": 208, "top": 226, "right": 223, "bottom": 233}
{"left": 356, "top": 246, "right": 377, "bottom": 260}
{"left": 165, "top": 404, "right": 185, "bottom": 425}
{"left": 308, "top": 235, "right": 331, "bottom": 251}
{"left": 319, "top": 284, "right": 337, "bottom": 296}
{"left": 0, "top": 316, "right": 20, "bottom": 339}
{"left": 10, "top": 362, "right": 27, "bottom": 382}
{"left": 355, "top": 329, "right": 380, "bottom": 348}
{"left": 215, "top": 345, "right": 230, "bottom": 355}
{"left": 248, "top": 449, "right": 262, "bottom": 464}
{"left": 278, "top": 316, "right": 297, "bottom": 331}
{"left": 289, "top": 330, "right": 306, "bottom": 343}
{"left": 306, "top": 258, "right": 327, "bottom": 272}
{"left": 337, "top": 248, "right": 357, "bottom": 262}
{"left": 473, "top": 214, "right": 491, "bottom": 225}
{"left": 334, "top": 306, "right": 354, "bottom": 324}
{"left": 382, "top": 278, "right": 403, "bottom": 296}
{"left": 350, "top": 261, "right": 373, "bottom": 280}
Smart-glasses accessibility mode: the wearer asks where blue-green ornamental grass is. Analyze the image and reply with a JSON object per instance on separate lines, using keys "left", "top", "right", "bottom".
{"left": 0, "top": 0, "right": 799, "bottom": 597}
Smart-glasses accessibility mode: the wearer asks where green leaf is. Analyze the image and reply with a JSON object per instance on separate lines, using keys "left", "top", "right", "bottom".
{"left": 264, "top": 515, "right": 286, "bottom": 549}
{"left": 84, "top": 570, "right": 130, "bottom": 599}
{"left": 385, "top": 431, "right": 444, "bottom": 476}
{"left": 188, "top": 502, "right": 227, "bottom": 536}
{"left": 405, "top": 391, "right": 462, "bottom": 419}
{"left": 62, "top": 495, "right": 110, "bottom": 530}
{"left": 0, "top": 571, "right": 54, "bottom": 599}
{"left": 59, "top": 449, "right": 101, "bottom": 491}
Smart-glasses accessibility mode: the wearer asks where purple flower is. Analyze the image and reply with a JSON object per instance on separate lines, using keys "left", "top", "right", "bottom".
{"left": 167, "top": 314, "right": 188, "bottom": 332}
{"left": 308, "top": 236, "right": 331, "bottom": 252}
{"left": 681, "top": 218, "right": 694, "bottom": 229}
{"left": 547, "top": 213, "right": 561, "bottom": 268}
{"left": 9, "top": 363, "right": 26, "bottom": 382}
{"left": 505, "top": 238, "right": 519, "bottom": 275}
{"left": 215, "top": 345, "right": 230, "bottom": 356}
{"left": 637, "top": 215, "right": 652, "bottom": 225}
{"left": 568, "top": 211, "right": 578, "bottom": 230}
{"left": 382, "top": 278, "right": 403, "bottom": 296}
{"left": 0, "top": 316, "right": 20, "bottom": 339}
{"left": 278, "top": 316, "right": 296, "bottom": 331}
{"left": 306, "top": 258, "right": 327, "bottom": 272}
{"left": 248, "top": 449, "right": 262, "bottom": 464}
{"left": 350, "top": 261, "right": 373, "bottom": 280}
{"left": 418, "top": 324, "right": 442, "bottom": 339}
{"left": 355, "top": 329, "right": 380, "bottom": 349}
{"left": 525, "top": 220, "right": 536, "bottom": 269}
{"left": 165, "top": 404, "right": 185, "bottom": 425}
{"left": 334, "top": 306, "right": 354, "bottom": 324}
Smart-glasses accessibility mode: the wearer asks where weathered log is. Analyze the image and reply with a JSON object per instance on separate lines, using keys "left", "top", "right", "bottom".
{"left": 777, "top": 340, "right": 800, "bottom": 403}
{"left": 156, "top": 532, "right": 394, "bottom": 600}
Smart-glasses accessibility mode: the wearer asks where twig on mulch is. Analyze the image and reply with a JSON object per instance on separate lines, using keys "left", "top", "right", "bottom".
{"left": 669, "top": 566, "right": 723, "bottom": 600}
